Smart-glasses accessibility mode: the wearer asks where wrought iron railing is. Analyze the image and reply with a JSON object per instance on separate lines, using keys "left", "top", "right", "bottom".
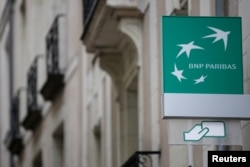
{"left": 11, "top": 96, "right": 20, "bottom": 136}
{"left": 27, "top": 58, "right": 38, "bottom": 111}
{"left": 122, "top": 151, "right": 161, "bottom": 167}
{"left": 23, "top": 56, "right": 42, "bottom": 130}
{"left": 5, "top": 94, "right": 23, "bottom": 155}
{"left": 41, "top": 15, "right": 66, "bottom": 101}
{"left": 46, "top": 15, "right": 61, "bottom": 75}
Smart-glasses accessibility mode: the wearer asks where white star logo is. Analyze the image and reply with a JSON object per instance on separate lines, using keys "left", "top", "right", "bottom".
{"left": 176, "top": 41, "right": 204, "bottom": 58}
{"left": 171, "top": 64, "right": 187, "bottom": 82}
{"left": 194, "top": 75, "right": 207, "bottom": 84}
{"left": 203, "top": 26, "right": 230, "bottom": 51}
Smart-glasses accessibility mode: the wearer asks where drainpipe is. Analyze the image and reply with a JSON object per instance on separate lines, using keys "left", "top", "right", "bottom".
{"left": 215, "top": 0, "right": 225, "bottom": 16}
{"left": 8, "top": 0, "right": 15, "bottom": 166}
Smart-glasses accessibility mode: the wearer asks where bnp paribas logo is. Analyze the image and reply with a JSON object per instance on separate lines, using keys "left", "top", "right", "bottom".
{"left": 162, "top": 17, "right": 243, "bottom": 94}
{"left": 172, "top": 26, "right": 230, "bottom": 83}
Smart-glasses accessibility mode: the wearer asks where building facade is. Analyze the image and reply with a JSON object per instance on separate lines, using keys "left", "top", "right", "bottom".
{"left": 0, "top": 0, "right": 250, "bottom": 167}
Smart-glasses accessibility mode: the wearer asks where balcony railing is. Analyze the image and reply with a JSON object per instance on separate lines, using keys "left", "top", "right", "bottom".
{"left": 82, "top": 0, "right": 99, "bottom": 37}
{"left": 5, "top": 95, "right": 23, "bottom": 155}
{"left": 40, "top": 15, "right": 66, "bottom": 101}
{"left": 22, "top": 57, "right": 42, "bottom": 130}
{"left": 122, "top": 151, "right": 161, "bottom": 167}
{"left": 46, "top": 15, "right": 62, "bottom": 76}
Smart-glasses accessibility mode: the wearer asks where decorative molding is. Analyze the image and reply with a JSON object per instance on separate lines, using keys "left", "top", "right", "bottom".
{"left": 119, "top": 18, "right": 142, "bottom": 66}
{"left": 99, "top": 53, "right": 123, "bottom": 89}
{"left": 107, "top": 0, "right": 137, "bottom": 8}
{"left": 137, "top": 0, "right": 149, "bottom": 13}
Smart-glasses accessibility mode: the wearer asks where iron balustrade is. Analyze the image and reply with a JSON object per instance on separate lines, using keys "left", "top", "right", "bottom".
{"left": 46, "top": 15, "right": 60, "bottom": 76}
{"left": 23, "top": 56, "right": 42, "bottom": 130}
{"left": 27, "top": 58, "right": 38, "bottom": 111}
{"left": 5, "top": 94, "right": 23, "bottom": 155}
{"left": 122, "top": 151, "right": 161, "bottom": 167}
{"left": 11, "top": 96, "right": 20, "bottom": 136}
{"left": 41, "top": 15, "right": 65, "bottom": 101}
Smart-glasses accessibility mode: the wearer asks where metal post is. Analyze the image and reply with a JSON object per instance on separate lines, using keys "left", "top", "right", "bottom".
{"left": 215, "top": 0, "right": 225, "bottom": 16}
{"left": 217, "top": 145, "right": 230, "bottom": 151}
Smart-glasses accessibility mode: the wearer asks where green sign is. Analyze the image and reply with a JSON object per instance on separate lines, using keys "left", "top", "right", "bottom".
{"left": 162, "top": 17, "right": 243, "bottom": 94}
{"left": 161, "top": 17, "right": 250, "bottom": 119}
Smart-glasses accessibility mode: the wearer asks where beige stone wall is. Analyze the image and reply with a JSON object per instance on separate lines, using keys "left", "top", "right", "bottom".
{"left": 0, "top": 0, "right": 83, "bottom": 166}
{"left": 1, "top": 0, "right": 250, "bottom": 167}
